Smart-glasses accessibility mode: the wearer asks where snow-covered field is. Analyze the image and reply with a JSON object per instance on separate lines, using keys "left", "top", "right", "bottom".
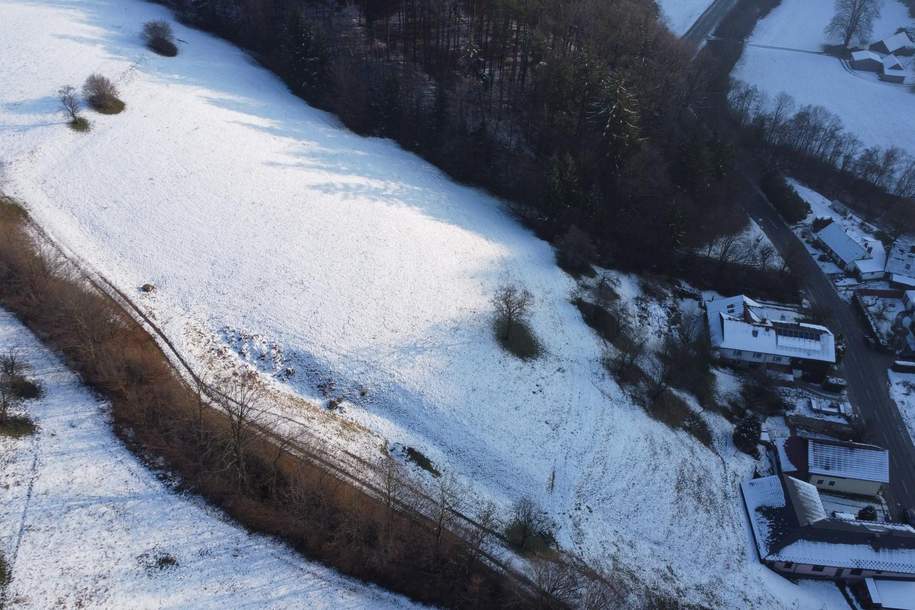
{"left": 0, "top": 1, "right": 846, "bottom": 606}
{"left": 0, "top": 309, "right": 422, "bottom": 609}
{"left": 733, "top": 0, "right": 915, "bottom": 155}
{"left": 656, "top": 0, "right": 715, "bottom": 35}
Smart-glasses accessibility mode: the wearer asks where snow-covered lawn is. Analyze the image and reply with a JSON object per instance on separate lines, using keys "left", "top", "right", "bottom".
{"left": 656, "top": 0, "right": 715, "bottom": 36}
{"left": 733, "top": 0, "right": 915, "bottom": 155}
{"left": 888, "top": 370, "right": 915, "bottom": 444}
{"left": 0, "top": 309, "right": 422, "bottom": 609}
{"left": 0, "top": 1, "right": 847, "bottom": 606}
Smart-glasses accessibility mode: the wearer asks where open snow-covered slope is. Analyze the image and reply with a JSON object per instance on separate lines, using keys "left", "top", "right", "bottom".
{"left": 0, "top": 309, "right": 423, "bottom": 609}
{"left": 656, "top": 0, "right": 715, "bottom": 36}
{"left": 733, "top": 0, "right": 915, "bottom": 155}
{"left": 0, "top": 1, "right": 846, "bottom": 607}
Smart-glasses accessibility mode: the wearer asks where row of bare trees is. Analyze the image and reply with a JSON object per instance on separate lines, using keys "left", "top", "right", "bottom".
{"left": 729, "top": 81, "right": 915, "bottom": 200}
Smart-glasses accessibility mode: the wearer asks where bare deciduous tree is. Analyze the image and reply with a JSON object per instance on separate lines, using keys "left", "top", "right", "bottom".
{"left": 492, "top": 283, "right": 533, "bottom": 341}
{"left": 825, "top": 0, "right": 881, "bottom": 48}
{"left": 58, "top": 85, "right": 81, "bottom": 122}
{"left": 217, "top": 369, "right": 265, "bottom": 486}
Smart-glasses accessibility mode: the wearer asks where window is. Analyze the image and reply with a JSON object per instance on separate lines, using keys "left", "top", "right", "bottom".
{"left": 812, "top": 565, "right": 825, "bottom": 572}
{"left": 754, "top": 352, "right": 763, "bottom": 359}
{"left": 828, "top": 481, "right": 835, "bottom": 487}
{"left": 816, "top": 479, "right": 824, "bottom": 484}
{"left": 850, "top": 569, "right": 862, "bottom": 576}
{"left": 783, "top": 562, "right": 794, "bottom": 569}
{"left": 733, "top": 350, "right": 743, "bottom": 356}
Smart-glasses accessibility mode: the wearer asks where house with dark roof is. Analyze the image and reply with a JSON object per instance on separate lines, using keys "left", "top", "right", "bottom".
{"left": 777, "top": 435, "right": 889, "bottom": 497}
{"left": 742, "top": 474, "right": 915, "bottom": 581}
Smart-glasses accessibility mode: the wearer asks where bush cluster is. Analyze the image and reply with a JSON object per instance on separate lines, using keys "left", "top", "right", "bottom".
{"left": 761, "top": 172, "right": 810, "bottom": 224}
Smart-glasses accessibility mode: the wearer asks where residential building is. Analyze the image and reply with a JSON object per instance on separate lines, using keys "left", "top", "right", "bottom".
{"left": 742, "top": 474, "right": 915, "bottom": 581}
{"left": 706, "top": 295, "right": 836, "bottom": 369}
{"left": 886, "top": 236, "right": 915, "bottom": 288}
{"left": 870, "top": 32, "right": 914, "bottom": 55}
{"left": 881, "top": 55, "right": 907, "bottom": 83}
{"left": 815, "top": 222, "right": 868, "bottom": 269}
{"left": 776, "top": 435, "right": 889, "bottom": 497}
{"left": 851, "top": 50, "right": 884, "bottom": 72}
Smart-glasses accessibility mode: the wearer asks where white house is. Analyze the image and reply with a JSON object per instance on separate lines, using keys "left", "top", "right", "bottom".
{"left": 742, "top": 474, "right": 915, "bottom": 581}
{"left": 870, "top": 31, "right": 914, "bottom": 55}
{"left": 706, "top": 295, "right": 836, "bottom": 369}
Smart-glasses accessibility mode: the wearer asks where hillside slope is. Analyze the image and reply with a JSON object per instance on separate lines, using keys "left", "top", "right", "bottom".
{"left": 0, "top": 310, "right": 423, "bottom": 609}
{"left": 0, "top": 1, "right": 845, "bottom": 607}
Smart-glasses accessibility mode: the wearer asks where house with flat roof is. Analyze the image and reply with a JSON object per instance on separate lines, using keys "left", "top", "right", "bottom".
{"left": 706, "top": 296, "right": 836, "bottom": 370}
{"left": 742, "top": 474, "right": 915, "bottom": 581}
{"left": 776, "top": 435, "right": 889, "bottom": 497}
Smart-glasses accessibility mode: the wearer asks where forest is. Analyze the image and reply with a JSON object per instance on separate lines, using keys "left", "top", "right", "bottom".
{"left": 157, "top": 0, "right": 745, "bottom": 271}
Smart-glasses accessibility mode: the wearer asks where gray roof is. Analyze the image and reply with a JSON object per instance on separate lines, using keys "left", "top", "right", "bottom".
{"left": 816, "top": 222, "right": 868, "bottom": 266}
{"left": 808, "top": 439, "right": 889, "bottom": 483}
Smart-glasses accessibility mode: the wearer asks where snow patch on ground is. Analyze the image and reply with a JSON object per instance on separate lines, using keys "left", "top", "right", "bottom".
{"left": 0, "top": 309, "right": 423, "bottom": 610}
{"left": 733, "top": 0, "right": 915, "bottom": 155}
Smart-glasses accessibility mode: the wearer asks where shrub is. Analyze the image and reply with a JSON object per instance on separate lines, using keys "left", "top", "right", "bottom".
{"left": 555, "top": 225, "right": 597, "bottom": 277}
{"left": 504, "top": 497, "right": 555, "bottom": 555}
{"left": 58, "top": 85, "right": 90, "bottom": 132}
{"left": 492, "top": 283, "right": 541, "bottom": 360}
{"left": 761, "top": 172, "right": 810, "bottom": 224}
{"left": 143, "top": 21, "right": 178, "bottom": 57}
{"left": 403, "top": 446, "right": 440, "bottom": 477}
{"left": 83, "top": 74, "right": 125, "bottom": 114}
{"left": 858, "top": 505, "right": 877, "bottom": 521}
{"left": 69, "top": 116, "right": 91, "bottom": 132}
{"left": 741, "top": 372, "right": 788, "bottom": 415}
{"left": 0, "top": 551, "right": 8, "bottom": 587}
{"left": 811, "top": 217, "right": 833, "bottom": 232}
{"left": 7, "top": 376, "right": 41, "bottom": 400}
{"left": 733, "top": 413, "right": 762, "bottom": 457}
{"left": 0, "top": 415, "right": 37, "bottom": 438}
{"left": 646, "top": 388, "right": 713, "bottom": 447}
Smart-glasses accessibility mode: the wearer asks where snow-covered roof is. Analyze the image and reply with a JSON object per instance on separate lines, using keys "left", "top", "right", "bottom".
{"left": 884, "top": 54, "right": 905, "bottom": 71}
{"left": 808, "top": 439, "right": 889, "bottom": 483}
{"left": 852, "top": 50, "right": 881, "bottom": 63}
{"left": 784, "top": 476, "right": 827, "bottom": 526}
{"left": 816, "top": 222, "right": 868, "bottom": 266}
{"left": 877, "top": 31, "right": 913, "bottom": 54}
{"left": 706, "top": 296, "right": 836, "bottom": 363}
{"left": 886, "top": 236, "right": 915, "bottom": 280}
{"left": 866, "top": 578, "right": 915, "bottom": 610}
{"left": 742, "top": 475, "right": 915, "bottom": 575}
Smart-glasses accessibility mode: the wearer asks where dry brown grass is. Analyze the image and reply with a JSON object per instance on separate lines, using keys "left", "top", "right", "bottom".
{"left": 0, "top": 194, "right": 534, "bottom": 609}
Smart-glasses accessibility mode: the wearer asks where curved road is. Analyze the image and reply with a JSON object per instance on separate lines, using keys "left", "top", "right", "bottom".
{"left": 739, "top": 167, "right": 915, "bottom": 515}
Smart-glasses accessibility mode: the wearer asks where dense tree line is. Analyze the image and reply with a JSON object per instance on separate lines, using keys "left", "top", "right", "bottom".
{"left": 729, "top": 82, "right": 915, "bottom": 215}
{"left": 156, "top": 0, "right": 744, "bottom": 270}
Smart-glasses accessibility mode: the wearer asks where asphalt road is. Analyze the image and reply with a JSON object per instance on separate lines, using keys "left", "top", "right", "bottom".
{"left": 739, "top": 168, "right": 915, "bottom": 515}
{"left": 683, "top": 0, "right": 739, "bottom": 48}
